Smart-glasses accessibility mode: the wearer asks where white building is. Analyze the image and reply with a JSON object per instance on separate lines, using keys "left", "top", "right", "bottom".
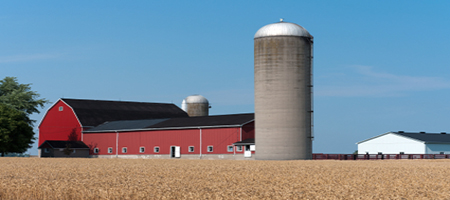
{"left": 357, "top": 131, "right": 450, "bottom": 154}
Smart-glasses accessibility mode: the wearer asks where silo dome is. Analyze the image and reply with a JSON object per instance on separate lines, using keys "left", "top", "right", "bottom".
{"left": 181, "top": 95, "right": 210, "bottom": 117}
{"left": 254, "top": 20, "right": 313, "bottom": 39}
{"left": 184, "top": 95, "right": 209, "bottom": 104}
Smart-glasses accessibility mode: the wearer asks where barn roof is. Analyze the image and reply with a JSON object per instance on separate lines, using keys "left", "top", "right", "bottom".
{"left": 233, "top": 138, "right": 255, "bottom": 145}
{"left": 84, "top": 113, "right": 254, "bottom": 133}
{"left": 356, "top": 131, "right": 450, "bottom": 144}
{"left": 38, "top": 140, "right": 90, "bottom": 149}
{"left": 61, "top": 98, "right": 188, "bottom": 127}
{"left": 395, "top": 132, "right": 450, "bottom": 143}
{"left": 83, "top": 118, "right": 169, "bottom": 132}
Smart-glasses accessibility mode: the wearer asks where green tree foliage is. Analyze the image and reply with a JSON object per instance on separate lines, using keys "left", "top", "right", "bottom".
{"left": 0, "top": 103, "right": 35, "bottom": 156}
{"left": 0, "top": 77, "right": 49, "bottom": 122}
{"left": 0, "top": 77, "right": 49, "bottom": 156}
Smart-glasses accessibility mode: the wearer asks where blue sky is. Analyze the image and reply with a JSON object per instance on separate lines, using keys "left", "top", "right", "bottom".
{"left": 2, "top": 1, "right": 450, "bottom": 155}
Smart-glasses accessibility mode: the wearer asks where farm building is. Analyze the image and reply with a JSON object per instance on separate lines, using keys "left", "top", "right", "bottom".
{"left": 38, "top": 98, "right": 255, "bottom": 159}
{"left": 38, "top": 140, "right": 90, "bottom": 158}
{"left": 357, "top": 131, "right": 450, "bottom": 155}
{"left": 83, "top": 113, "right": 254, "bottom": 159}
{"left": 38, "top": 98, "right": 189, "bottom": 146}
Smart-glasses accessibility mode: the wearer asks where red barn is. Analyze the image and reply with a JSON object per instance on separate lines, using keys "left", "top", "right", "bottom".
{"left": 83, "top": 113, "right": 254, "bottom": 159}
{"left": 38, "top": 98, "right": 255, "bottom": 159}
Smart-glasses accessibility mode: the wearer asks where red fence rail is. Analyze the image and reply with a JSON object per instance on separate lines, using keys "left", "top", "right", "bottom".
{"left": 312, "top": 154, "right": 450, "bottom": 160}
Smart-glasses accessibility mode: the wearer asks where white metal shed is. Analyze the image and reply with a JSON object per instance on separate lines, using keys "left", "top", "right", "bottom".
{"left": 357, "top": 132, "right": 450, "bottom": 154}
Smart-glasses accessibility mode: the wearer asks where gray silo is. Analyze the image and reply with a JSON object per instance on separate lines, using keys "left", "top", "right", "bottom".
{"left": 181, "top": 95, "right": 210, "bottom": 117}
{"left": 254, "top": 19, "right": 313, "bottom": 160}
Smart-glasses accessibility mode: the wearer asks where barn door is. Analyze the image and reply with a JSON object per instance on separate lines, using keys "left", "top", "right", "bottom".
{"left": 170, "top": 146, "right": 175, "bottom": 158}
{"left": 244, "top": 145, "right": 251, "bottom": 158}
{"left": 175, "top": 146, "right": 181, "bottom": 158}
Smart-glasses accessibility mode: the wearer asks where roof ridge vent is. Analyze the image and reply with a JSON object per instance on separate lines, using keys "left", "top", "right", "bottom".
{"left": 398, "top": 131, "right": 404, "bottom": 133}
{"left": 420, "top": 131, "right": 426, "bottom": 134}
{"left": 441, "top": 132, "right": 447, "bottom": 134}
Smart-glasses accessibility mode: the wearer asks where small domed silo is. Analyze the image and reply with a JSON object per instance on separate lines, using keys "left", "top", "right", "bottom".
{"left": 181, "top": 95, "right": 210, "bottom": 117}
{"left": 254, "top": 20, "right": 313, "bottom": 160}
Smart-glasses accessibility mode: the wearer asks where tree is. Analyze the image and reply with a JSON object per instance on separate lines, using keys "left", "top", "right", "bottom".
{"left": 0, "top": 77, "right": 49, "bottom": 156}
{"left": 0, "top": 103, "right": 35, "bottom": 156}
{"left": 0, "top": 77, "right": 49, "bottom": 122}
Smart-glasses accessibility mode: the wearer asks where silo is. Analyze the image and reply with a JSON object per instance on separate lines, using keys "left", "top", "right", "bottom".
{"left": 181, "top": 95, "right": 210, "bottom": 117}
{"left": 254, "top": 20, "right": 313, "bottom": 160}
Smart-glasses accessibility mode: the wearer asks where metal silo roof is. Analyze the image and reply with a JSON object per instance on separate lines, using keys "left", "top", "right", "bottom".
{"left": 254, "top": 19, "right": 313, "bottom": 39}
{"left": 184, "top": 95, "right": 209, "bottom": 104}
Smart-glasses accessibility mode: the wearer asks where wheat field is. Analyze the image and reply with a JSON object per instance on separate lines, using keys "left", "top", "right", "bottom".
{"left": 1, "top": 158, "right": 450, "bottom": 199}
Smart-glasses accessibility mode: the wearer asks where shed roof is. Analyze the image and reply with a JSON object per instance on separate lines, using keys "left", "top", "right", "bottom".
{"left": 38, "top": 140, "right": 90, "bottom": 149}
{"left": 233, "top": 138, "right": 255, "bottom": 146}
{"left": 395, "top": 132, "right": 450, "bottom": 143}
{"left": 357, "top": 132, "right": 450, "bottom": 144}
{"left": 61, "top": 98, "right": 188, "bottom": 127}
{"left": 84, "top": 113, "right": 254, "bottom": 133}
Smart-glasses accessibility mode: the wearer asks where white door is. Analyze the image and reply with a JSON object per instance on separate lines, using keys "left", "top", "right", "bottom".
{"left": 244, "top": 145, "right": 251, "bottom": 158}
{"left": 175, "top": 146, "right": 181, "bottom": 158}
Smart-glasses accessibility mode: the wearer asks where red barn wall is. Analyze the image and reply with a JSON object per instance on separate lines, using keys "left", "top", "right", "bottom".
{"left": 119, "top": 129, "right": 200, "bottom": 155}
{"left": 83, "top": 127, "right": 246, "bottom": 156}
{"left": 201, "top": 127, "right": 240, "bottom": 154}
{"left": 38, "top": 100, "right": 82, "bottom": 146}
{"left": 83, "top": 132, "right": 117, "bottom": 155}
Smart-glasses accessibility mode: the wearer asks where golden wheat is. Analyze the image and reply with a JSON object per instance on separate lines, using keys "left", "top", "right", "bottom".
{"left": 1, "top": 158, "right": 450, "bottom": 199}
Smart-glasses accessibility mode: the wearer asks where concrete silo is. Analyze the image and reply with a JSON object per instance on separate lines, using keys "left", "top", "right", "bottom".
{"left": 181, "top": 95, "right": 210, "bottom": 117}
{"left": 254, "top": 19, "right": 313, "bottom": 160}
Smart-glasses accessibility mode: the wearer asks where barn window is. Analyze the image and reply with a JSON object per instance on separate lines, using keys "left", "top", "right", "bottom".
{"left": 140, "top": 147, "right": 145, "bottom": 153}
{"left": 399, "top": 152, "right": 405, "bottom": 155}
{"left": 122, "top": 147, "right": 127, "bottom": 153}
{"left": 59, "top": 106, "right": 63, "bottom": 111}
{"left": 207, "top": 146, "right": 213, "bottom": 152}
{"left": 227, "top": 145, "right": 233, "bottom": 152}
{"left": 440, "top": 152, "right": 444, "bottom": 154}
{"left": 93, "top": 148, "right": 99, "bottom": 154}
{"left": 44, "top": 148, "right": 50, "bottom": 153}
{"left": 188, "top": 146, "right": 194, "bottom": 152}
{"left": 236, "top": 146, "right": 242, "bottom": 152}
{"left": 154, "top": 147, "right": 160, "bottom": 153}
{"left": 108, "top": 147, "right": 113, "bottom": 154}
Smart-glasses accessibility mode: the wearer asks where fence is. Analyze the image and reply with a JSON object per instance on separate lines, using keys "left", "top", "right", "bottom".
{"left": 312, "top": 154, "right": 450, "bottom": 160}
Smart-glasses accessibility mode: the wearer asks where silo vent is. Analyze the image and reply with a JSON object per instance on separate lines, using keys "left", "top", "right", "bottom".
{"left": 441, "top": 132, "right": 447, "bottom": 134}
